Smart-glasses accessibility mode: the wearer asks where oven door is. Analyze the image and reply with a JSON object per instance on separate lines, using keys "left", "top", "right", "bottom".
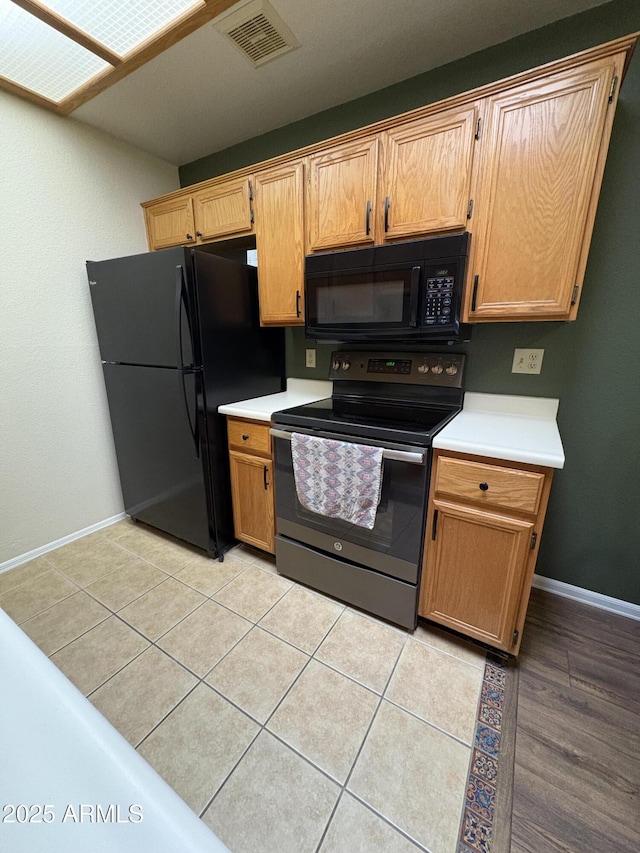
{"left": 305, "top": 264, "right": 422, "bottom": 341}
{"left": 270, "top": 427, "right": 430, "bottom": 584}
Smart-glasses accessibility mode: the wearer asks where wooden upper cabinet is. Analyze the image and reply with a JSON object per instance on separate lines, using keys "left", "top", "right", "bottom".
{"left": 141, "top": 37, "right": 636, "bottom": 324}
{"left": 192, "top": 176, "right": 254, "bottom": 241}
{"left": 254, "top": 160, "right": 306, "bottom": 325}
{"left": 380, "top": 105, "right": 478, "bottom": 240}
{"left": 144, "top": 195, "right": 196, "bottom": 250}
{"left": 307, "top": 137, "right": 379, "bottom": 251}
{"left": 467, "top": 55, "right": 623, "bottom": 321}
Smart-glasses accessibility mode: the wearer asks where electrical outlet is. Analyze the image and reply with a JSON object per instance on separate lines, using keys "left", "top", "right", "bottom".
{"left": 305, "top": 348, "right": 316, "bottom": 369}
{"left": 512, "top": 348, "right": 544, "bottom": 374}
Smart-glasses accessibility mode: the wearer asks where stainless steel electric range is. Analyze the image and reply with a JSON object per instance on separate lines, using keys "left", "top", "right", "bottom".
{"left": 270, "top": 350, "right": 465, "bottom": 630}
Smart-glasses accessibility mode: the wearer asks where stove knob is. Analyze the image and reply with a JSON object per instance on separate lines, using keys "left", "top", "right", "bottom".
{"left": 431, "top": 364, "right": 443, "bottom": 375}
{"left": 445, "top": 364, "right": 459, "bottom": 376}
{"left": 332, "top": 358, "right": 341, "bottom": 371}
{"left": 341, "top": 360, "right": 351, "bottom": 370}
{"left": 417, "top": 364, "right": 429, "bottom": 374}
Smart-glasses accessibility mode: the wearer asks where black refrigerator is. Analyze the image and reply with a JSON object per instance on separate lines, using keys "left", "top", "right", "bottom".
{"left": 87, "top": 247, "right": 284, "bottom": 558}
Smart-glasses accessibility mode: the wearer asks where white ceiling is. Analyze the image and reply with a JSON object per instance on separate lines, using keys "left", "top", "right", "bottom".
{"left": 72, "top": 0, "right": 612, "bottom": 166}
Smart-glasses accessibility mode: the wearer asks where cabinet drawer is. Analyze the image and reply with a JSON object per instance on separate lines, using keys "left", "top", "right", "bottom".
{"left": 435, "top": 457, "right": 544, "bottom": 514}
{"left": 227, "top": 419, "right": 271, "bottom": 456}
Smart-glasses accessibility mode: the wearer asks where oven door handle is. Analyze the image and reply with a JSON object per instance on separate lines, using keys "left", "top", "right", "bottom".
{"left": 269, "top": 428, "right": 425, "bottom": 465}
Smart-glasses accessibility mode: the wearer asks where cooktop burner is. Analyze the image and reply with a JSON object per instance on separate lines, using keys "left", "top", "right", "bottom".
{"left": 273, "top": 397, "right": 459, "bottom": 445}
{"left": 272, "top": 350, "right": 466, "bottom": 446}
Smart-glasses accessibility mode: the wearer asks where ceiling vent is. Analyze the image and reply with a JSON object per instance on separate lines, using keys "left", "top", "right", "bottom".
{"left": 214, "top": 0, "right": 299, "bottom": 67}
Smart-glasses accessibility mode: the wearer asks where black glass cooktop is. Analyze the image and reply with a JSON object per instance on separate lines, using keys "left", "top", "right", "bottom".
{"left": 272, "top": 397, "right": 460, "bottom": 447}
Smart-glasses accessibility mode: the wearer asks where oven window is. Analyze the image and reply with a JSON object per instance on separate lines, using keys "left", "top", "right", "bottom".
{"left": 273, "top": 438, "right": 429, "bottom": 570}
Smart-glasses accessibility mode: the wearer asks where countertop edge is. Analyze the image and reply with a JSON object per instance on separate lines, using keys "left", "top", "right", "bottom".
{"left": 432, "top": 435, "right": 565, "bottom": 469}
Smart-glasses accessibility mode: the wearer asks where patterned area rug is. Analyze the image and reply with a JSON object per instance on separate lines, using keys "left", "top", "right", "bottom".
{"left": 458, "top": 652, "right": 518, "bottom": 853}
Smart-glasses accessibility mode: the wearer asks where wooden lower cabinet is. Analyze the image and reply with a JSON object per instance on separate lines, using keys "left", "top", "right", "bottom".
{"left": 227, "top": 417, "right": 275, "bottom": 554}
{"left": 419, "top": 450, "right": 553, "bottom": 654}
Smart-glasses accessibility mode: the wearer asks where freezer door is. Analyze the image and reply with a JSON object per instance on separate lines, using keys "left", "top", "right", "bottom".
{"left": 102, "top": 363, "right": 212, "bottom": 552}
{"left": 87, "top": 248, "right": 196, "bottom": 368}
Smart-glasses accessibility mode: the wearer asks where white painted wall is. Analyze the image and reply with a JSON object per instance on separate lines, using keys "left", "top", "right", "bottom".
{"left": 0, "top": 92, "right": 180, "bottom": 563}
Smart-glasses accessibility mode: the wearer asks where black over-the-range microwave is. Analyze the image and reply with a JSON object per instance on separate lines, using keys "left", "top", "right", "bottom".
{"left": 304, "top": 233, "right": 470, "bottom": 344}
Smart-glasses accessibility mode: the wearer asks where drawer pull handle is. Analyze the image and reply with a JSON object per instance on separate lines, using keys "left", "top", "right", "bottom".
{"left": 479, "top": 482, "right": 489, "bottom": 491}
{"left": 242, "top": 434, "right": 249, "bottom": 440}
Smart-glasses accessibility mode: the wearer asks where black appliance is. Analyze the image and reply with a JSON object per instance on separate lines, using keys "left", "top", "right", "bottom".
{"left": 87, "top": 247, "right": 284, "bottom": 558}
{"left": 304, "top": 233, "right": 470, "bottom": 344}
{"left": 271, "top": 350, "right": 465, "bottom": 629}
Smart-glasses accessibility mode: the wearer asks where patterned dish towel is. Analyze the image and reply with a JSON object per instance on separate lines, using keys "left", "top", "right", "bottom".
{"left": 291, "top": 432, "right": 384, "bottom": 530}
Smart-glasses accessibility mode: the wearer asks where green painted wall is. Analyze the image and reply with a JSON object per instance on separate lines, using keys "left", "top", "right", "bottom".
{"left": 181, "top": 0, "right": 640, "bottom": 605}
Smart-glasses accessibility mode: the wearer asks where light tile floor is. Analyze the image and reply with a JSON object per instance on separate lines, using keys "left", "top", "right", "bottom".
{"left": 1, "top": 520, "right": 489, "bottom": 853}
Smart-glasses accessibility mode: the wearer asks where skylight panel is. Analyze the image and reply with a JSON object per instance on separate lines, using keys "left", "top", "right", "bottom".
{"left": 41, "top": 0, "right": 204, "bottom": 57}
{"left": 0, "top": 0, "right": 110, "bottom": 102}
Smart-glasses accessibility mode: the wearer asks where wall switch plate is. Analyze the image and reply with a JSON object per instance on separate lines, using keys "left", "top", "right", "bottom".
{"left": 512, "top": 348, "right": 544, "bottom": 374}
{"left": 305, "top": 348, "right": 316, "bottom": 368}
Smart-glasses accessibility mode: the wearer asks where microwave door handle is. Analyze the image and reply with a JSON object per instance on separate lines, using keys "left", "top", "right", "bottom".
{"left": 409, "top": 266, "right": 421, "bottom": 327}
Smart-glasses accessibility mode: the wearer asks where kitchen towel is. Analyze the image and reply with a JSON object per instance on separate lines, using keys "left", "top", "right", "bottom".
{"left": 291, "top": 432, "right": 383, "bottom": 529}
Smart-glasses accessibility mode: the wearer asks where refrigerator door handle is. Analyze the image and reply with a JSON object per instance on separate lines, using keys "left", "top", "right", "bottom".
{"left": 179, "top": 368, "right": 200, "bottom": 459}
{"left": 175, "top": 265, "right": 187, "bottom": 369}
{"left": 176, "top": 265, "right": 199, "bottom": 458}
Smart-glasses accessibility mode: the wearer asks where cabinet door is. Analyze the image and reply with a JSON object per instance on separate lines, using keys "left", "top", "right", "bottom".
{"left": 254, "top": 161, "right": 305, "bottom": 325}
{"left": 145, "top": 196, "right": 196, "bottom": 250}
{"left": 420, "top": 499, "right": 533, "bottom": 651}
{"left": 192, "top": 177, "right": 254, "bottom": 241}
{"left": 307, "top": 137, "right": 378, "bottom": 251}
{"left": 468, "top": 57, "right": 617, "bottom": 320}
{"left": 381, "top": 106, "right": 478, "bottom": 239}
{"left": 229, "top": 450, "right": 275, "bottom": 554}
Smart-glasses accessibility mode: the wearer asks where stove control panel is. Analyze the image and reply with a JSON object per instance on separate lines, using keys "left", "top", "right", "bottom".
{"left": 329, "top": 351, "right": 465, "bottom": 387}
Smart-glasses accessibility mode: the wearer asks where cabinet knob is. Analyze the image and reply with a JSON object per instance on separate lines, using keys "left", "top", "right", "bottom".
{"left": 479, "top": 482, "right": 489, "bottom": 491}
{"left": 196, "top": 231, "right": 202, "bottom": 238}
{"left": 242, "top": 434, "right": 249, "bottom": 440}
{"left": 186, "top": 233, "right": 193, "bottom": 240}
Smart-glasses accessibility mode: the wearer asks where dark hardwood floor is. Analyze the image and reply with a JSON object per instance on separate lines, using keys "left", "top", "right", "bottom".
{"left": 511, "top": 587, "right": 640, "bottom": 852}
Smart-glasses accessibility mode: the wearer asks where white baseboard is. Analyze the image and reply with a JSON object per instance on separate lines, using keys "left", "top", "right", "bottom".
{"left": 0, "top": 513, "right": 127, "bottom": 575}
{"left": 533, "top": 574, "right": 640, "bottom": 621}
{"left": 2, "top": 527, "right": 638, "bottom": 623}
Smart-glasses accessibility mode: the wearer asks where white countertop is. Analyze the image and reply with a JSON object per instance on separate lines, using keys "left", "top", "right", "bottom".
{"left": 218, "top": 378, "right": 333, "bottom": 422}
{"left": 433, "top": 392, "right": 565, "bottom": 469}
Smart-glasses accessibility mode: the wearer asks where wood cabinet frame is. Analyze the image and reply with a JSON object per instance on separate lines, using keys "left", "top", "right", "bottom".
{"left": 142, "top": 34, "right": 638, "bottom": 323}
{"left": 254, "top": 159, "right": 306, "bottom": 325}
{"left": 227, "top": 417, "right": 275, "bottom": 554}
{"left": 419, "top": 449, "right": 554, "bottom": 655}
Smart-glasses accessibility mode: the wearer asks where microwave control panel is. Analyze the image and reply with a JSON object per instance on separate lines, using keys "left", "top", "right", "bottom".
{"left": 423, "top": 263, "right": 460, "bottom": 326}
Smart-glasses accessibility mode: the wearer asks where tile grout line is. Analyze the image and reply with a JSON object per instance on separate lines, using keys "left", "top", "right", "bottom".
{"left": 4, "top": 566, "right": 81, "bottom": 626}
{"left": 200, "top": 601, "right": 376, "bottom": 825}
{"left": 10, "top": 536, "right": 492, "bottom": 849}
{"left": 311, "top": 629, "right": 435, "bottom": 853}
{"left": 341, "top": 790, "right": 433, "bottom": 853}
